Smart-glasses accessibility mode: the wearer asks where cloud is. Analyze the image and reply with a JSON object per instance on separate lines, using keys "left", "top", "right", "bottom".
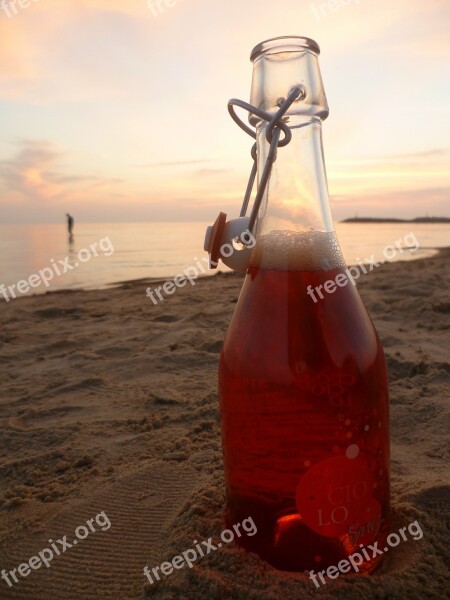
{"left": 330, "top": 186, "right": 450, "bottom": 221}
{"left": 332, "top": 186, "right": 450, "bottom": 205}
{"left": 142, "top": 160, "right": 213, "bottom": 168}
{"left": 0, "top": 140, "right": 68, "bottom": 200}
{"left": 0, "top": 139, "right": 122, "bottom": 204}
{"left": 383, "top": 148, "right": 450, "bottom": 162}
{"left": 192, "top": 168, "right": 230, "bottom": 177}
{"left": 322, "top": 148, "right": 450, "bottom": 221}
{"left": 326, "top": 148, "right": 450, "bottom": 198}
{"left": 0, "top": 2, "right": 159, "bottom": 102}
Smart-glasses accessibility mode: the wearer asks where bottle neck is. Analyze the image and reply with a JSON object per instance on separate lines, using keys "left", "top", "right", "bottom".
{"left": 256, "top": 117, "right": 334, "bottom": 236}
{"left": 251, "top": 117, "right": 344, "bottom": 271}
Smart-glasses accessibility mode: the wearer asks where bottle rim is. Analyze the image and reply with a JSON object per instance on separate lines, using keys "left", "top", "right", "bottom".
{"left": 250, "top": 36, "right": 321, "bottom": 62}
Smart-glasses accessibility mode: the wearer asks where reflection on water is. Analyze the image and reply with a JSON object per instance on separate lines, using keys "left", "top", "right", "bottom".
{"left": 68, "top": 235, "right": 77, "bottom": 269}
{"left": 0, "top": 222, "right": 448, "bottom": 296}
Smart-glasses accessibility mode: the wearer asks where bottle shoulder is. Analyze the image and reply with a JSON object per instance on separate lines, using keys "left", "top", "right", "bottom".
{"left": 221, "top": 267, "right": 385, "bottom": 380}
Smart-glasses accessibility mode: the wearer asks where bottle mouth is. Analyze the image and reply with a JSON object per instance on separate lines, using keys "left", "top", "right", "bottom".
{"left": 250, "top": 36, "right": 321, "bottom": 62}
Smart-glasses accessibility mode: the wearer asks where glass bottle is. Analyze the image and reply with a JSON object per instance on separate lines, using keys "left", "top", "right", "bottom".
{"left": 219, "top": 36, "right": 390, "bottom": 573}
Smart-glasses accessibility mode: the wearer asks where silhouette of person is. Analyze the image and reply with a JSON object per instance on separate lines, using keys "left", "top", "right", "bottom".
{"left": 66, "top": 213, "right": 74, "bottom": 238}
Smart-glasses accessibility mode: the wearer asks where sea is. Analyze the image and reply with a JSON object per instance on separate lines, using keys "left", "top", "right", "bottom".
{"left": 0, "top": 222, "right": 448, "bottom": 295}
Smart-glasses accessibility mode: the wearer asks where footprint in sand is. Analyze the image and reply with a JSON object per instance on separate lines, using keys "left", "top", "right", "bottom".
{"left": 0, "top": 463, "right": 203, "bottom": 600}
{"left": 151, "top": 315, "right": 180, "bottom": 323}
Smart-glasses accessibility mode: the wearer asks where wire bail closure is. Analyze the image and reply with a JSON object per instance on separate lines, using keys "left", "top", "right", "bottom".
{"left": 228, "top": 85, "right": 305, "bottom": 234}
{"left": 204, "top": 86, "right": 305, "bottom": 272}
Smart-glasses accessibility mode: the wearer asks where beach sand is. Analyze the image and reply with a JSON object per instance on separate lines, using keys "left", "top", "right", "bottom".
{"left": 0, "top": 250, "right": 449, "bottom": 599}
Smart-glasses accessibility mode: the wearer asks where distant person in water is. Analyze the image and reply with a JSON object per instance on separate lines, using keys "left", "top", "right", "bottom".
{"left": 66, "top": 213, "right": 74, "bottom": 235}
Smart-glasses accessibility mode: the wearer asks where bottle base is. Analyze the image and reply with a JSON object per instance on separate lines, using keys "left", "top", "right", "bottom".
{"left": 227, "top": 501, "right": 385, "bottom": 574}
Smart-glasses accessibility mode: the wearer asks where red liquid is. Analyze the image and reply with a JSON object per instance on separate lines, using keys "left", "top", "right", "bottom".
{"left": 219, "top": 264, "right": 390, "bottom": 572}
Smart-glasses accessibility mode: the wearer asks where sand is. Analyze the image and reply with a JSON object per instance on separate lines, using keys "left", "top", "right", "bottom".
{"left": 0, "top": 249, "right": 449, "bottom": 599}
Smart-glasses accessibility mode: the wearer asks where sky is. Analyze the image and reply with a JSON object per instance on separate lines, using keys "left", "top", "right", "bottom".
{"left": 0, "top": 0, "right": 449, "bottom": 223}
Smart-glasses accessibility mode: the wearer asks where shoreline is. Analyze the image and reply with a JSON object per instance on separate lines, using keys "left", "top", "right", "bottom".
{"left": 1, "top": 245, "right": 447, "bottom": 303}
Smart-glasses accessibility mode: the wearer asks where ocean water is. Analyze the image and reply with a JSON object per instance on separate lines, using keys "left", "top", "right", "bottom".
{"left": 0, "top": 222, "right": 448, "bottom": 296}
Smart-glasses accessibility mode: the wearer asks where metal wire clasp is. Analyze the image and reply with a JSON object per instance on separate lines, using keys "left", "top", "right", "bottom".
{"left": 228, "top": 85, "right": 306, "bottom": 234}
{"left": 204, "top": 85, "right": 305, "bottom": 272}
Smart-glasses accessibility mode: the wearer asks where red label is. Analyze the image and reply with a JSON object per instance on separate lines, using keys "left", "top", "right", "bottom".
{"left": 296, "top": 450, "right": 378, "bottom": 539}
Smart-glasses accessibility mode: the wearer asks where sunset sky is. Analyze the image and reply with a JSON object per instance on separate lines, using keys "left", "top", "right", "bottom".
{"left": 0, "top": 0, "right": 448, "bottom": 223}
